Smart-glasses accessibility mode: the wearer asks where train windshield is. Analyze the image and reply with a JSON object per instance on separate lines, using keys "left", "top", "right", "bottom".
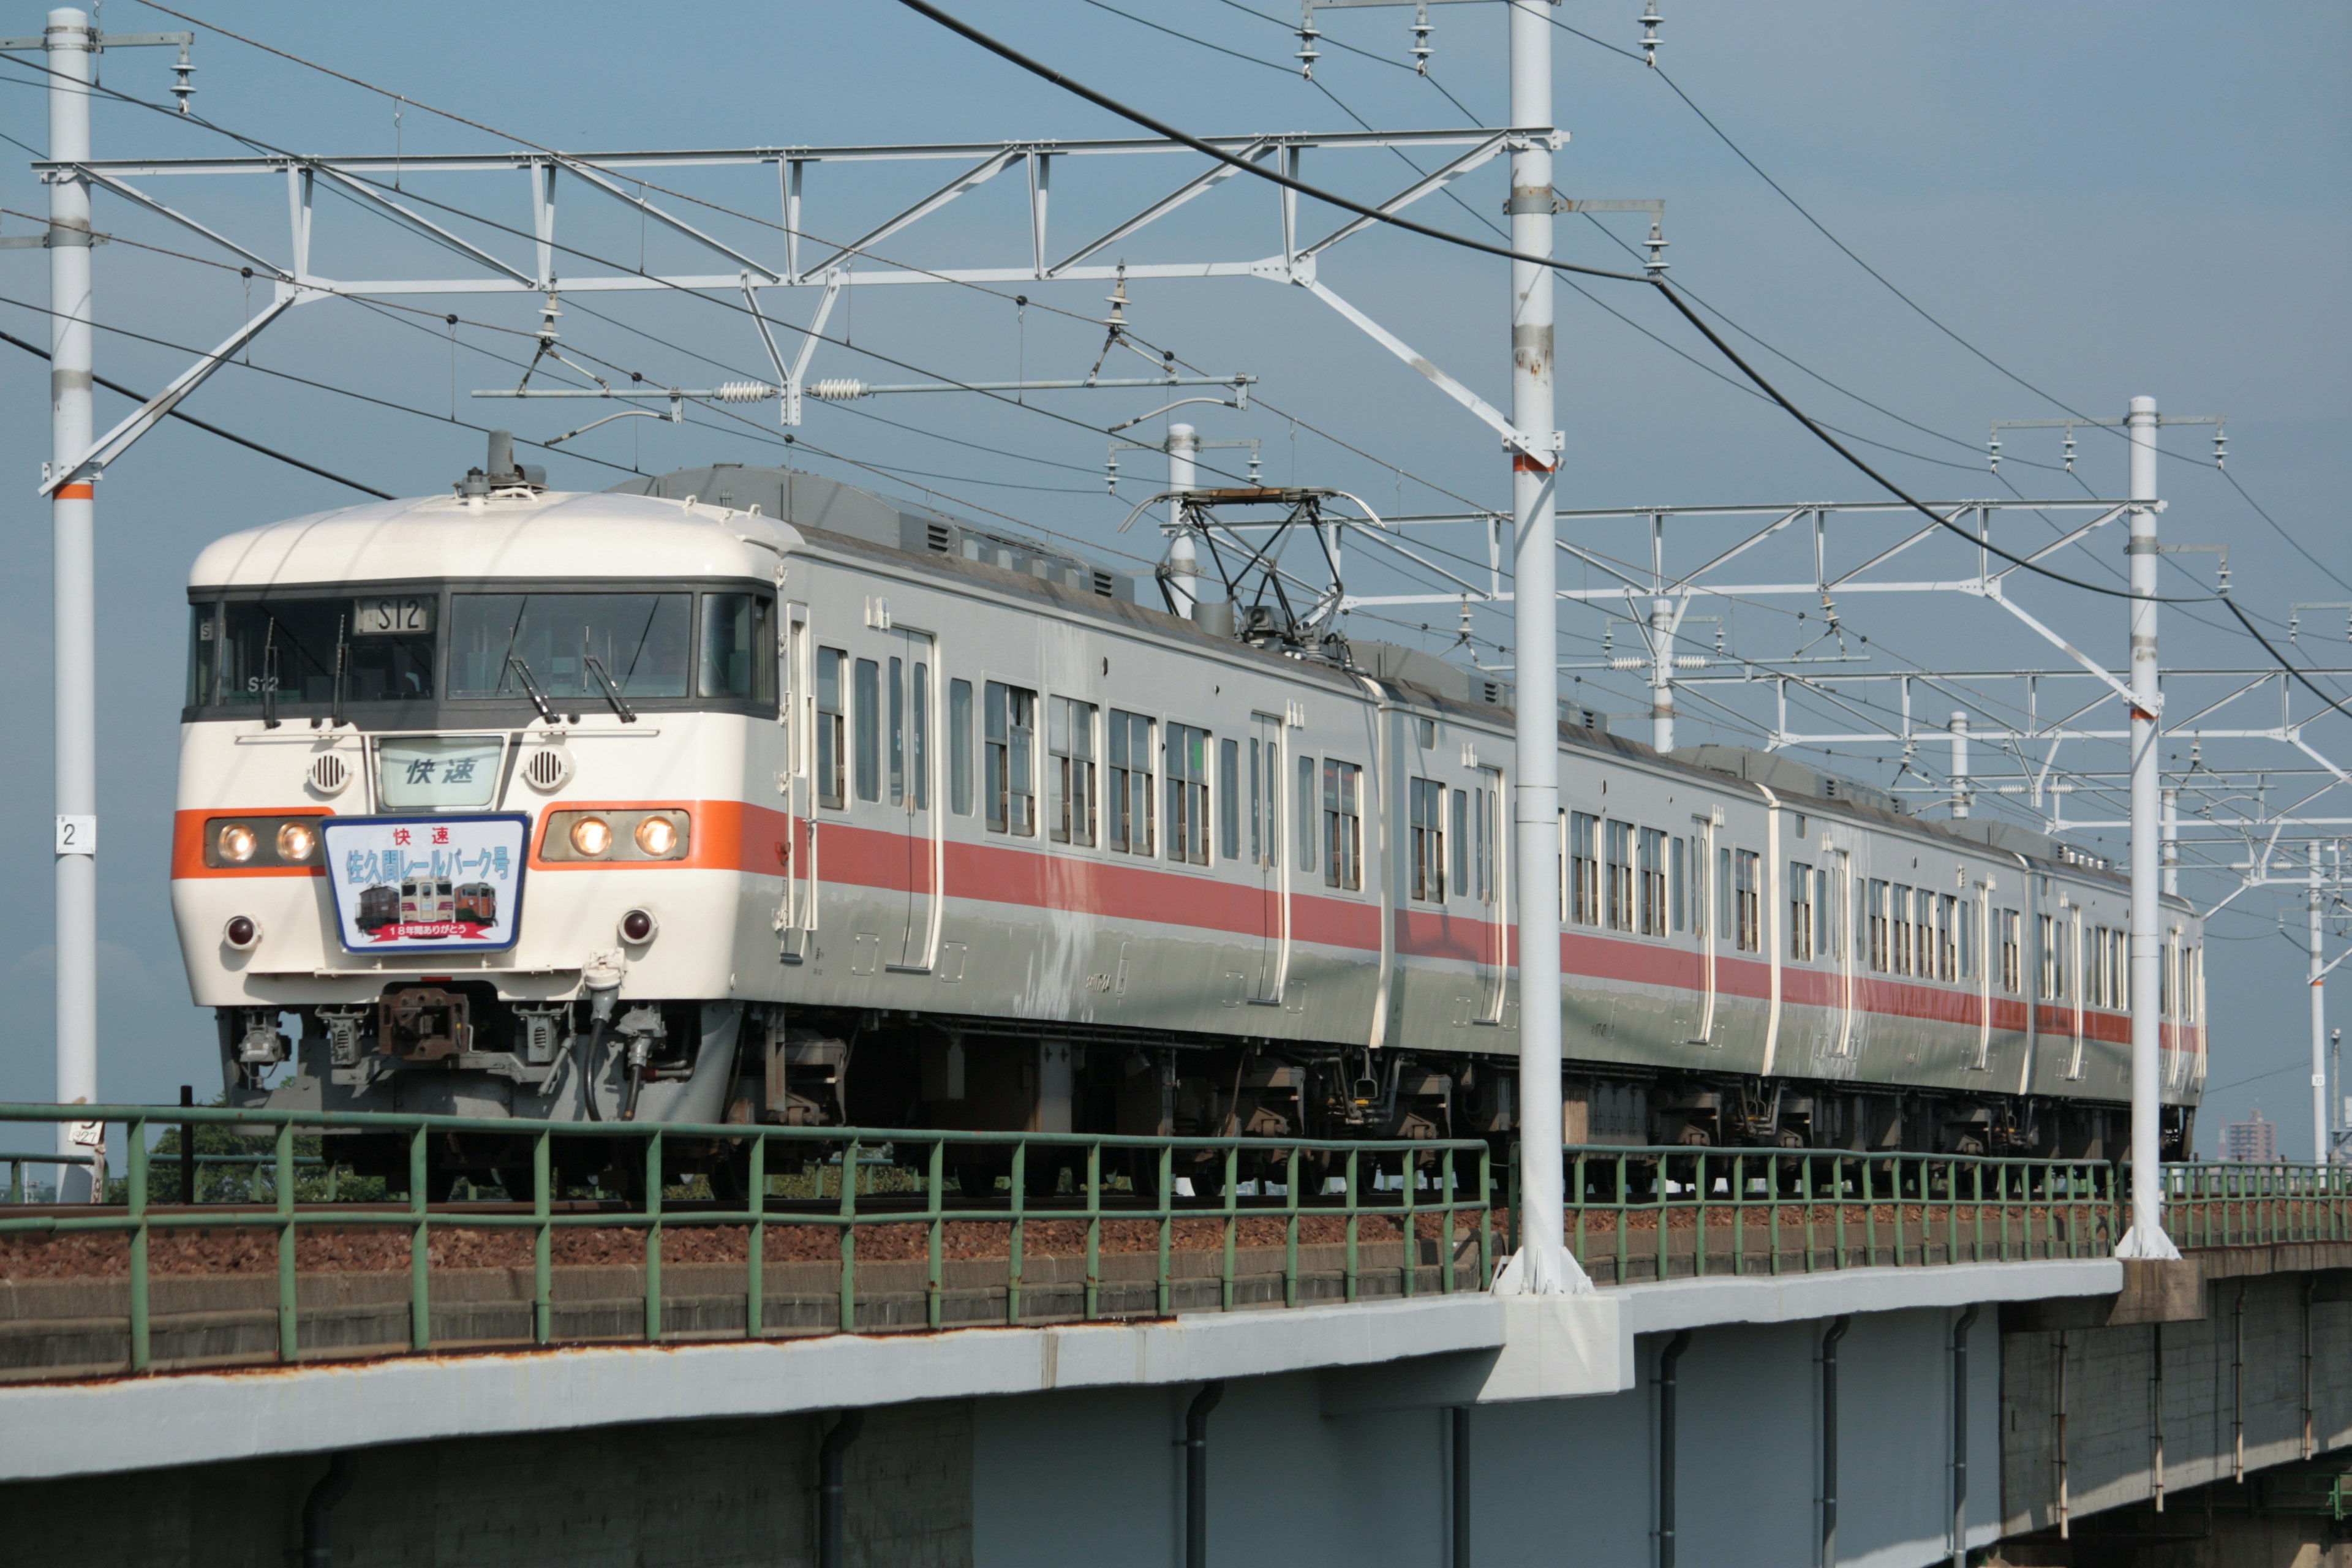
{"left": 199, "top": 598, "right": 435, "bottom": 708}
{"left": 448, "top": 592, "right": 692, "bottom": 699}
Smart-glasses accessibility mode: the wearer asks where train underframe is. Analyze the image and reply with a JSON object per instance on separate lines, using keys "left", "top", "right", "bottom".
{"left": 221, "top": 992, "right": 2193, "bottom": 1197}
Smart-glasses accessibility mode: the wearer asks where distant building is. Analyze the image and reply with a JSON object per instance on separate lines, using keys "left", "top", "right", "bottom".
{"left": 2223, "top": 1108, "right": 2278, "bottom": 1164}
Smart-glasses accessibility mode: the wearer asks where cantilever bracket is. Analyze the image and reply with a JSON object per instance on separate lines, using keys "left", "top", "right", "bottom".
{"left": 37, "top": 295, "right": 297, "bottom": 496}
{"left": 1297, "top": 276, "right": 1551, "bottom": 464}
{"left": 1969, "top": 582, "right": 2153, "bottom": 720}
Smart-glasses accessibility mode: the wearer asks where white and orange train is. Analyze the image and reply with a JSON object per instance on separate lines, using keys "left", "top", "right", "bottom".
{"left": 172, "top": 445, "right": 2203, "bottom": 1186}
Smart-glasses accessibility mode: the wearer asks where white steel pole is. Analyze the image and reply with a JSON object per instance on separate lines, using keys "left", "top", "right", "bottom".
{"left": 47, "top": 8, "right": 99, "bottom": 1203}
{"left": 1948, "top": 711, "right": 1970, "bottom": 819}
{"left": 1166, "top": 421, "right": 1199, "bottom": 618}
{"left": 2162, "top": 788, "right": 2179, "bottom": 897}
{"left": 2117, "top": 395, "right": 2177, "bottom": 1257}
{"left": 2312, "top": 855, "right": 2328, "bottom": 1167}
{"left": 1649, "top": 597, "right": 1676, "bottom": 753}
{"left": 1502, "top": 0, "right": 1585, "bottom": 1294}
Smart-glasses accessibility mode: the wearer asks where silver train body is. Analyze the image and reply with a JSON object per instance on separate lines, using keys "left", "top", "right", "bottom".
{"left": 175, "top": 459, "right": 2204, "bottom": 1182}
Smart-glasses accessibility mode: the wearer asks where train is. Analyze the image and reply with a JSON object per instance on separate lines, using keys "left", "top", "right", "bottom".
{"left": 171, "top": 439, "right": 2205, "bottom": 1191}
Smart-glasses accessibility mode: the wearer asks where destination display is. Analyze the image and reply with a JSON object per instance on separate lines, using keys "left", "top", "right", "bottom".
{"left": 320, "top": 813, "right": 530, "bottom": 952}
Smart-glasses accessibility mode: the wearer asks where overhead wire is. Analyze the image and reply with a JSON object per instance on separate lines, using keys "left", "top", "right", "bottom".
{"left": 0, "top": 323, "right": 391, "bottom": 495}
{"left": 59, "top": 5, "right": 2352, "bottom": 741}
{"left": 62, "top": 10, "right": 1509, "bottom": 521}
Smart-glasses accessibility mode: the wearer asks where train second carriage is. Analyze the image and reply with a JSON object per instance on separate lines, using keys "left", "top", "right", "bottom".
{"left": 171, "top": 444, "right": 2205, "bottom": 1191}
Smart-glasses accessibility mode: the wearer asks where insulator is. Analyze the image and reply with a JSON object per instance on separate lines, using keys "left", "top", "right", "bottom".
{"left": 2214, "top": 429, "right": 2228, "bottom": 470}
{"left": 715, "top": 380, "right": 779, "bottom": 402}
{"left": 1608, "top": 656, "right": 1645, "bottom": 672}
{"left": 805, "top": 379, "right": 870, "bottom": 401}
{"left": 2062, "top": 428, "right": 2076, "bottom": 473}
{"left": 1673, "top": 654, "right": 1708, "bottom": 669}
{"left": 171, "top": 45, "right": 195, "bottom": 114}
{"left": 1411, "top": 4, "right": 1431, "bottom": 73}
{"left": 1296, "top": 19, "right": 1321, "bottom": 78}
{"left": 1987, "top": 435, "right": 2001, "bottom": 475}
{"left": 1640, "top": 0, "right": 1662, "bottom": 67}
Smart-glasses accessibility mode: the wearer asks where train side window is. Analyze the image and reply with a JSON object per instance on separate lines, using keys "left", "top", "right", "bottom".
{"left": 697, "top": 592, "right": 774, "bottom": 703}
{"left": 853, "top": 659, "right": 882, "bottom": 802}
{"left": 1296, "top": 754, "right": 1317, "bottom": 874}
{"left": 985, "top": 680, "right": 1037, "bottom": 835}
{"left": 1324, "top": 759, "right": 1363, "bottom": 891}
{"left": 1959, "top": 895, "right": 1977, "bottom": 981}
{"left": 1605, "top": 820, "right": 1634, "bottom": 932}
{"left": 1733, "top": 850, "right": 1760, "bottom": 952}
{"left": 949, "top": 679, "right": 974, "bottom": 816}
{"left": 911, "top": 661, "right": 929, "bottom": 811}
{"left": 1569, "top": 813, "right": 1600, "bottom": 925}
{"left": 1639, "top": 828, "right": 1667, "bottom": 937}
{"left": 1409, "top": 778, "right": 1445, "bottom": 902}
{"left": 1439, "top": 780, "right": 1458, "bottom": 902}
{"left": 1670, "top": 836, "right": 1686, "bottom": 933}
{"left": 888, "top": 655, "right": 906, "bottom": 805}
{"left": 1789, "top": 862, "right": 1815, "bottom": 960}
{"left": 1050, "top": 697, "right": 1098, "bottom": 846}
{"left": 816, "top": 647, "right": 848, "bottom": 810}
{"left": 1716, "top": 846, "right": 1732, "bottom": 939}
{"left": 1167, "top": 724, "right": 1210, "bottom": 867}
{"left": 1868, "top": 880, "right": 1889, "bottom": 972}
{"left": 1936, "top": 893, "right": 1957, "bottom": 981}
{"left": 186, "top": 604, "right": 218, "bottom": 707}
{"left": 2037, "top": 914, "right": 2057, "bottom": 1000}
{"left": 2000, "top": 910, "right": 2021, "bottom": 993}
{"left": 1109, "top": 709, "right": 1157, "bottom": 855}
{"left": 1477, "top": 785, "right": 1498, "bottom": 903}
{"left": 1219, "top": 739, "right": 1240, "bottom": 862}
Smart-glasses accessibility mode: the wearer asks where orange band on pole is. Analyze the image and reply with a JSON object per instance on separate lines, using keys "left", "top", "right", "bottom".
{"left": 54, "top": 483, "right": 94, "bottom": 500}
{"left": 1510, "top": 454, "right": 1553, "bottom": 473}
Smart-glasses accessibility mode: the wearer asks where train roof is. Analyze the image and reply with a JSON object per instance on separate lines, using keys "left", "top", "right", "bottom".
{"left": 187, "top": 487, "right": 792, "bottom": 589}
{"left": 190, "top": 457, "right": 2153, "bottom": 900}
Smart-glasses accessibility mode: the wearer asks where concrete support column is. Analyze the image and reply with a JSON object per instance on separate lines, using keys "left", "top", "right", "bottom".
{"left": 2117, "top": 395, "right": 2177, "bottom": 1259}
{"left": 47, "top": 7, "right": 99, "bottom": 1202}
{"left": 1501, "top": 0, "right": 1585, "bottom": 1294}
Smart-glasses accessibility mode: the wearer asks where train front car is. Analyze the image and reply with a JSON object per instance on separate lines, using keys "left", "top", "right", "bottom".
{"left": 175, "top": 448, "right": 785, "bottom": 1188}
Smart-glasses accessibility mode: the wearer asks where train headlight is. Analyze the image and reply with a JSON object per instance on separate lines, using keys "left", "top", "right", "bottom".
{"left": 223, "top": 914, "right": 260, "bottom": 951}
{"left": 634, "top": 815, "right": 678, "bottom": 857}
{"left": 619, "top": 908, "right": 657, "bottom": 944}
{"left": 569, "top": 816, "right": 614, "bottom": 857}
{"left": 274, "top": 821, "right": 318, "bottom": 864}
{"left": 216, "top": 822, "right": 258, "bottom": 864}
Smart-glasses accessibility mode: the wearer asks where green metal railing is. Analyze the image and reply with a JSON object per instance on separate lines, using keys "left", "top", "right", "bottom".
{"left": 2, "top": 1150, "right": 96, "bottom": 1205}
{"left": 2158, "top": 1161, "right": 2352, "bottom": 1249}
{"left": 0, "top": 1104, "right": 1492, "bottom": 1376}
{"left": 1510, "top": 1144, "right": 2119, "bottom": 1284}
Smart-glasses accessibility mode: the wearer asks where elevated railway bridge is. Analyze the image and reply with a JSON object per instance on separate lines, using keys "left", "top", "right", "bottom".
{"left": 3, "top": 1107, "right": 2351, "bottom": 1566}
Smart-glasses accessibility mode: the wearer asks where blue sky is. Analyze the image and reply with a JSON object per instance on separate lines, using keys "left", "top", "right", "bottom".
{"left": 0, "top": 2, "right": 2344, "bottom": 1153}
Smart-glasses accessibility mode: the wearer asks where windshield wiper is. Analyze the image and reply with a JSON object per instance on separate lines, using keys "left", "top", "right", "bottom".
{"left": 505, "top": 654, "right": 557, "bottom": 723}
{"left": 328, "top": 613, "right": 349, "bottom": 729}
{"left": 582, "top": 654, "right": 637, "bottom": 723}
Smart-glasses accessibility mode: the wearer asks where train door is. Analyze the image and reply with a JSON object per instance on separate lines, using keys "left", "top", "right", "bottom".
{"left": 778, "top": 603, "right": 814, "bottom": 961}
{"left": 1473, "top": 764, "right": 1507, "bottom": 1023}
{"left": 1248, "top": 713, "right": 1286, "bottom": 1003}
{"left": 889, "top": 627, "right": 940, "bottom": 970}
